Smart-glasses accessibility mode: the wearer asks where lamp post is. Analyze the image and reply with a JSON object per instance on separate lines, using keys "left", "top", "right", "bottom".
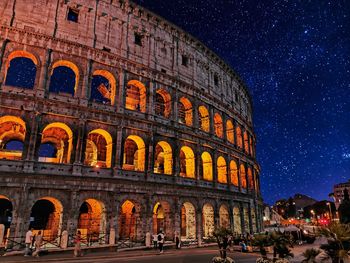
{"left": 310, "top": 210, "right": 316, "bottom": 225}
{"left": 326, "top": 202, "right": 332, "bottom": 221}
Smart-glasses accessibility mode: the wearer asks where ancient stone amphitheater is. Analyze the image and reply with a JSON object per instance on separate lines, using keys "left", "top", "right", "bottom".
{"left": 0, "top": 0, "right": 262, "bottom": 247}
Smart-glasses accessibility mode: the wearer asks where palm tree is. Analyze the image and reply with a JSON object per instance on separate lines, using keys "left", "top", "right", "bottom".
{"left": 269, "top": 231, "right": 294, "bottom": 261}
{"left": 252, "top": 233, "right": 272, "bottom": 259}
{"left": 301, "top": 248, "right": 321, "bottom": 263}
{"left": 213, "top": 227, "right": 233, "bottom": 259}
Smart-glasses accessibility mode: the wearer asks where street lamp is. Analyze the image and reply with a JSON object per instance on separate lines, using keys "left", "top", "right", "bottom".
{"left": 326, "top": 202, "right": 332, "bottom": 221}
{"left": 310, "top": 210, "right": 316, "bottom": 224}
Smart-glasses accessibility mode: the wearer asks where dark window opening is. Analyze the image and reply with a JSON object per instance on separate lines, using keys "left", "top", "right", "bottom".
{"left": 5, "top": 57, "right": 36, "bottom": 89}
{"left": 214, "top": 74, "right": 219, "bottom": 86}
{"left": 38, "top": 143, "right": 57, "bottom": 158}
{"left": 161, "top": 69, "right": 166, "bottom": 74}
{"left": 134, "top": 32, "right": 143, "bottom": 46}
{"left": 90, "top": 75, "right": 111, "bottom": 104}
{"left": 181, "top": 55, "right": 188, "bottom": 67}
{"left": 49, "top": 66, "right": 76, "bottom": 95}
{"left": 67, "top": 8, "right": 79, "bottom": 23}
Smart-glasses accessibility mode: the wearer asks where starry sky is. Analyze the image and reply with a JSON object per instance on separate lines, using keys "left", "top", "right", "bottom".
{"left": 133, "top": 0, "right": 350, "bottom": 204}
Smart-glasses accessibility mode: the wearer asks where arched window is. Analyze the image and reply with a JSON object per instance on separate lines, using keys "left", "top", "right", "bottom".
{"left": 179, "top": 146, "right": 195, "bottom": 178}
{"left": 240, "top": 164, "right": 247, "bottom": 189}
{"left": 230, "top": 160, "right": 239, "bottom": 186}
{"left": 49, "top": 60, "right": 79, "bottom": 96}
{"left": 78, "top": 199, "right": 106, "bottom": 239}
{"left": 119, "top": 200, "right": 140, "bottom": 240}
{"left": 201, "top": 152, "right": 213, "bottom": 181}
{"left": 122, "top": 135, "right": 145, "bottom": 171}
{"left": 125, "top": 80, "right": 146, "bottom": 113}
{"left": 219, "top": 205, "right": 230, "bottom": 228}
{"left": 214, "top": 113, "right": 223, "bottom": 138}
{"left": 198, "top": 106, "right": 210, "bottom": 132}
{"left": 154, "top": 141, "right": 173, "bottom": 175}
{"left": 236, "top": 126, "right": 243, "bottom": 148}
{"left": 0, "top": 116, "right": 26, "bottom": 160}
{"left": 247, "top": 167, "right": 254, "bottom": 190}
{"left": 181, "top": 202, "right": 196, "bottom": 240}
{"left": 244, "top": 131, "right": 249, "bottom": 153}
{"left": 39, "top": 122, "right": 73, "bottom": 164}
{"left": 202, "top": 203, "right": 214, "bottom": 237}
{"left": 226, "top": 120, "right": 234, "bottom": 144}
{"left": 84, "top": 129, "right": 113, "bottom": 168}
{"left": 217, "top": 156, "right": 227, "bottom": 184}
{"left": 90, "top": 70, "right": 116, "bottom": 105}
{"left": 178, "top": 97, "right": 193, "bottom": 126}
{"left": 233, "top": 206, "right": 242, "bottom": 234}
{"left": 250, "top": 136, "right": 254, "bottom": 156}
{"left": 152, "top": 201, "right": 172, "bottom": 238}
{"left": 155, "top": 89, "right": 171, "bottom": 118}
{"left": 5, "top": 51, "right": 37, "bottom": 89}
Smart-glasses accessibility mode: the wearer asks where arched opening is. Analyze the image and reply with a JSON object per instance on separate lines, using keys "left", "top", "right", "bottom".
{"left": 214, "top": 113, "right": 223, "bottom": 138}
{"left": 229, "top": 160, "right": 239, "bottom": 187}
{"left": 84, "top": 129, "right": 112, "bottom": 168}
{"left": 202, "top": 203, "right": 214, "bottom": 238}
{"left": 0, "top": 116, "right": 26, "bottom": 160}
{"left": 5, "top": 51, "right": 37, "bottom": 89}
{"left": 152, "top": 201, "right": 172, "bottom": 239}
{"left": 198, "top": 106, "right": 209, "bottom": 132}
{"left": 255, "top": 171, "right": 260, "bottom": 193}
{"left": 244, "top": 131, "right": 249, "bottom": 153}
{"left": 233, "top": 206, "right": 242, "bottom": 234}
{"left": 78, "top": 199, "right": 106, "bottom": 242}
{"left": 49, "top": 60, "right": 79, "bottom": 96}
{"left": 178, "top": 97, "right": 193, "bottom": 126}
{"left": 155, "top": 89, "right": 171, "bottom": 118}
{"left": 243, "top": 207, "right": 250, "bottom": 233}
{"left": 125, "top": 80, "right": 146, "bottom": 113}
{"left": 29, "top": 197, "right": 63, "bottom": 241}
{"left": 201, "top": 152, "right": 213, "bottom": 181}
{"left": 251, "top": 208, "right": 257, "bottom": 233}
{"left": 179, "top": 146, "right": 195, "bottom": 178}
{"left": 0, "top": 195, "right": 12, "bottom": 242}
{"left": 154, "top": 141, "right": 172, "bottom": 175}
{"left": 219, "top": 205, "right": 230, "bottom": 228}
{"left": 181, "top": 202, "right": 196, "bottom": 240}
{"left": 247, "top": 167, "right": 254, "bottom": 190}
{"left": 250, "top": 137, "right": 254, "bottom": 156}
{"left": 90, "top": 70, "right": 116, "bottom": 105}
{"left": 226, "top": 120, "right": 234, "bottom": 144}
{"left": 122, "top": 135, "right": 145, "bottom": 172}
{"left": 217, "top": 156, "right": 227, "bottom": 184}
{"left": 118, "top": 200, "right": 140, "bottom": 240}
{"left": 240, "top": 164, "right": 247, "bottom": 189}
{"left": 38, "top": 123, "right": 73, "bottom": 164}
{"left": 236, "top": 126, "right": 242, "bottom": 149}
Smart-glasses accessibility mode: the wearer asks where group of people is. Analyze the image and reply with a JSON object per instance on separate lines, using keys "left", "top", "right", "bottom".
{"left": 152, "top": 230, "right": 181, "bottom": 254}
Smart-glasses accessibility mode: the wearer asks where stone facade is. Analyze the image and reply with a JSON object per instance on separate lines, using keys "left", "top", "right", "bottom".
{"left": 0, "top": 0, "right": 263, "bottom": 247}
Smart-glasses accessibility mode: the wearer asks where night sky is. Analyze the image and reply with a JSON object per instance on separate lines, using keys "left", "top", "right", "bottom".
{"left": 134, "top": 0, "right": 350, "bottom": 204}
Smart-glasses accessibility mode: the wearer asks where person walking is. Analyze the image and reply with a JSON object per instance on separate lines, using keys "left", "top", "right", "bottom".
{"left": 24, "top": 228, "right": 33, "bottom": 256}
{"left": 175, "top": 231, "right": 180, "bottom": 249}
{"left": 157, "top": 230, "right": 165, "bottom": 254}
{"left": 152, "top": 234, "right": 158, "bottom": 249}
{"left": 73, "top": 230, "right": 82, "bottom": 257}
{"left": 32, "top": 231, "right": 43, "bottom": 257}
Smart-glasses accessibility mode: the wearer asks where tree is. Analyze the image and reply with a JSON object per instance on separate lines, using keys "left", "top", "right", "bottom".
{"left": 252, "top": 233, "right": 272, "bottom": 259}
{"left": 301, "top": 248, "right": 321, "bottom": 263}
{"left": 213, "top": 227, "right": 233, "bottom": 259}
{"left": 338, "top": 189, "right": 350, "bottom": 224}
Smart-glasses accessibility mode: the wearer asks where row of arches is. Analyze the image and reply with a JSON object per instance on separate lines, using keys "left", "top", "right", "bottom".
{"left": 3, "top": 51, "right": 254, "bottom": 155}
{"left": 0, "top": 116, "right": 258, "bottom": 190}
{"left": 0, "top": 195, "right": 256, "bottom": 244}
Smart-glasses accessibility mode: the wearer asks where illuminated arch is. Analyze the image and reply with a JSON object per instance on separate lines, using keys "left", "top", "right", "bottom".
{"left": 0, "top": 195, "right": 13, "bottom": 230}
{"left": 179, "top": 146, "right": 195, "bottom": 178}
{"left": 229, "top": 160, "right": 239, "bottom": 186}
{"left": 0, "top": 116, "right": 26, "bottom": 160}
{"left": 214, "top": 113, "right": 223, "bottom": 138}
{"left": 243, "top": 207, "right": 250, "bottom": 233}
{"left": 198, "top": 106, "right": 210, "bottom": 132}
{"left": 240, "top": 164, "right": 247, "bottom": 189}
{"left": 219, "top": 205, "right": 230, "bottom": 228}
{"left": 39, "top": 122, "right": 73, "bottom": 164}
{"left": 125, "top": 80, "right": 147, "bottom": 113}
{"left": 201, "top": 152, "right": 213, "bottom": 181}
{"left": 154, "top": 141, "right": 173, "bottom": 175}
{"left": 178, "top": 97, "right": 193, "bottom": 126}
{"left": 155, "top": 89, "right": 171, "bottom": 118}
{"left": 84, "top": 129, "right": 113, "bottom": 168}
{"left": 244, "top": 131, "right": 249, "bottom": 153}
{"left": 91, "top": 70, "right": 117, "bottom": 105}
{"left": 251, "top": 208, "right": 257, "bottom": 232}
{"left": 122, "top": 135, "right": 145, "bottom": 171}
{"left": 78, "top": 199, "right": 106, "bottom": 240}
{"left": 233, "top": 206, "right": 242, "bottom": 234}
{"left": 247, "top": 167, "right": 254, "bottom": 190}
{"left": 49, "top": 60, "right": 79, "bottom": 95}
{"left": 217, "top": 156, "right": 227, "bottom": 184}
{"left": 202, "top": 203, "right": 214, "bottom": 238}
{"left": 249, "top": 137, "right": 254, "bottom": 156}
{"left": 29, "top": 197, "right": 63, "bottom": 241}
{"left": 118, "top": 200, "right": 140, "bottom": 240}
{"left": 226, "top": 120, "right": 234, "bottom": 144}
{"left": 5, "top": 50, "right": 38, "bottom": 89}
{"left": 236, "top": 126, "right": 243, "bottom": 148}
{"left": 181, "top": 202, "right": 196, "bottom": 240}
{"left": 153, "top": 201, "right": 172, "bottom": 238}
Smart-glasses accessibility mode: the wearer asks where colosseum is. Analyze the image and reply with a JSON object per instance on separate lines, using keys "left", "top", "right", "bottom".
{"left": 0, "top": 0, "right": 262, "bottom": 248}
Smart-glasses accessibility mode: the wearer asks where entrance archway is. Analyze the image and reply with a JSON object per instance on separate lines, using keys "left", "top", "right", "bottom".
{"left": 152, "top": 201, "right": 172, "bottom": 239}
{"left": 233, "top": 206, "right": 241, "bottom": 234}
{"left": 219, "top": 205, "right": 230, "bottom": 228}
{"left": 0, "top": 195, "right": 12, "bottom": 244}
{"left": 29, "top": 197, "right": 63, "bottom": 241}
{"left": 202, "top": 203, "right": 214, "bottom": 238}
{"left": 118, "top": 200, "right": 140, "bottom": 240}
{"left": 154, "top": 141, "right": 173, "bottom": 175}
{"left": 243, "top": 207, "right": 250, "bottom": 233}
{"left": 181, "top": 202, "right": 196, "bottom": 240}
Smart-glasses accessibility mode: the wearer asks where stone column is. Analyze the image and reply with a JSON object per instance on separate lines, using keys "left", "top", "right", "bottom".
{"left": 196, "top": 207, "right": 203, "bottom": 246}
{"left": 239, "top": 203, "right": 245, "bottom": 234}
{"left": 196, "top": 146, "right": 202, "bottom": 181}
{"left": 72, "top": 119, "right": 86, "bottom": 175}
{"left": 208, "top": 106, "right": 214, "bottom": 136}
{"left": 147, "top": 80, "right": 155, "bottom": 119}
{"left": 212, "top": 150, "right": 218, "bottom": 188}
{"left": 37, "top": 49, "right": 52, "bottom": 98}
{"left": 173, "top": 144, "right": 180, "bottom": 177}
{"left": 116, "top": 70, "right": 126, "bottom": 114}
{"left": 233, "top": 120, "right": 238, "bottom": 148}
{"left": 193, "top": 98, "right": 199, "bottom": 130}
{"left": 23, "top": 113, "right": 41, "bottom": 173}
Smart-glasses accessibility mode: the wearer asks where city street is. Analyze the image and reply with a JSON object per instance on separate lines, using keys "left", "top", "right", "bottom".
{"left": 2, "top": 247, "right": 259, "bottom": 263}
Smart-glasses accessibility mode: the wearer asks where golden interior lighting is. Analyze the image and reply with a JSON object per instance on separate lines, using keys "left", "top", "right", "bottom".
{"left": 119, "top": 200, "right": 137, "bottom": 240}
{"left": 178, "top": 97, "right": 193, "bottom": 126}
{"left": 240, "top": 164, "right": 247, "bottom": 189}
{"left": 226, "top": 120, "right": 234, "bottom": 144}
{"left": 122, "top": 135, "right": 145, "bottom": 172}
{"left": 154, "top": 141, "right": 173, "bottom": 175}
{"left": 198, "top": 106, "right": 210, "bottom": 132}
{"left": 217, "top": 156, "right": 227, "bottom": 184}
{"left": 125, "top": 80, "right": 147, "bottom": 113}
{"left": 201, "top": 151, "right": 213, "bottom": 181}
{"left": 179, "top": 146, "right": 195, "bottom": 178}
{"left": 236, "top": 126, "right": 243, "bottom": 148}
{"left": 247, "top": 167, "right": 254, "bottom": 190}
{"left": 78, "top": 199, "right": 106, "bottom": 238}
{"left": 92, "top": 70, "right": 117, "bottom": 105}
{"left": 214, "top": 113, "right": 223, "bottom": 138}
{"left": 244, "top": 131, "right": 249, "bottom": 153}
{"left": 155, "top": 89, "right": 171, "bottom": 118}
{"left": 230, "top": 160, "right": 239, "bottom": 186}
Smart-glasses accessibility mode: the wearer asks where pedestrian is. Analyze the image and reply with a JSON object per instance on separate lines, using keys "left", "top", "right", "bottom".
{"left": 157, "top": 230, "right": 165, "bottom": 254}
{"left": 152, "top": 234, "right": 158, "bottom": 249}
{"left": 174, "top": 231, "right": 180, "bottom": 249}
{"left": 32, "top": 230, "right": 43, "bottom": 257}
{"left": 24, "top": 228, "right": 33, "bottom": 256}
{"left": 73, "top": 230, "right": 82, "bottom": 257}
